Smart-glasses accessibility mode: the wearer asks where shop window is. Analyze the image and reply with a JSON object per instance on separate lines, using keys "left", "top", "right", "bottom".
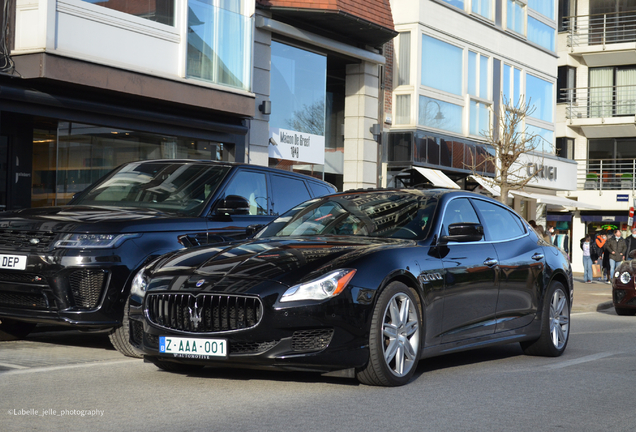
{"left": 85, "top": 0, "right": 175, "bottom": 26}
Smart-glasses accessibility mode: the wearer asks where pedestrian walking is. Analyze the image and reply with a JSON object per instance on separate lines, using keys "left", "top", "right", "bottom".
{"left": 605, "top": 229, "right": 627, "bottom": 283}
{"left": 582, "top": 235, "right": 593, "bottom": 283}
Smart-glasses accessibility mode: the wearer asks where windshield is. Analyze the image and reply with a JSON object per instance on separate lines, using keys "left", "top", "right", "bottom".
{"left": 256, "top": 191, "right": 438, "bottom": 240}
{"left": 71, "top": 162, "right": 231, "bottom": 216}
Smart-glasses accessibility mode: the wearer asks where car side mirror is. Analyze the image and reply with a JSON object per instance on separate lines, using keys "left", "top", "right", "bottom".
{"left": 215, "top": 195, "right": 250, "bottom": 216}
{"left": 439, "top": 223, "right": 484, "bottom": 244}
{"left": 246, "top": 224, "right": 265, "bottom": 237}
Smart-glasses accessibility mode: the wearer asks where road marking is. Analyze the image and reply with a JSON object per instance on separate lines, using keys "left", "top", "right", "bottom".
{"left": 543, "top": 352, "right": 617, "bottom": 370}
{"left": 0, "top": 361, "right": 29, "bottom": 370}
{"left": 0, "top": 359, "right": 139, "bottom": 376}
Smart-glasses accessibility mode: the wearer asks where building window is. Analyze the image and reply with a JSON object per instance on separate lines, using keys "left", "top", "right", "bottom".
{"left": 558, "top": 0, "right": 576, "bottom": 32}
{"left": 528, "top": 16, "right": 556, "bottom": 50}
{"left": 419, "top": 96, "right": 463, "bottom": 134}
{"left": 440, "top": 0, "right": 465, "bottom": 9}
{"left": 507, "top": 0, "right": 526, "bottom": 35}
{"left": 556, "top": 137, "right": 574, "bottom": 159}
{"left": 589, "top": 66, "right": 636, "bottom": 117}
{"left": 503, "top": 64, "right": 523, "bottom": 105}
{"left": 526, "top": 124, "right": 554, "bottom": 153}
{"left": 470, "top": 101, "right": 490, "bottom": 136}
{"left": 557, "top": 66, "right": 576, "bottom": 103}
{"left": 187, "top": 0, "right": 253, "bottom": 91}
{"left": 396, "top": 94, "right": 411, "bottom": 124}
{"left": 468, "top": 51, "right": 489, "bottom": 99}
{"left": 526, "top": 74, "right": 554, "bottom": 122}
{"left": 398, "top": 32, "right": 411, "bottom": 86}
{"left": 472, "top": 0, "right": 494, "bottom": 20}
{"left": 85, "top": 0, "right": 175, "bottom": 25}
{"left": 528, "top": 0, "right": 555, "bottom": 20}
{"left": 421, "top": 35, "right": 463, "bottom": 95}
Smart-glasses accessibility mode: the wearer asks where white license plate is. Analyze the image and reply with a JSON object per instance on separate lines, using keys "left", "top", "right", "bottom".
{"left": 0, "top": 255, "right": 27, "bottom": 270}
{"left": 159, "top": 336, "right": 227, "bottom": 358}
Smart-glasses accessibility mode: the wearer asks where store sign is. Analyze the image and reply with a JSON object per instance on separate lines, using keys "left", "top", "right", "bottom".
{"left": 269, "top": 127, "right": 325, "bottom": 165}
{"left": 513, "top": 153, "right": 577, "bottom": 191}
{"left": 526, "top": 163, "right": 557, "bottom": 181}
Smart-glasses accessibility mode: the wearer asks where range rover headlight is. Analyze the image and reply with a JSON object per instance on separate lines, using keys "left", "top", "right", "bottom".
{"left": 54, "top": 233, "right": 140, "bottom": 249}
{"left": 281, "top": 269, "right": 357, "bottom": 302}
{"left": 619, "top": 271, "right": 632, "bottom": 285}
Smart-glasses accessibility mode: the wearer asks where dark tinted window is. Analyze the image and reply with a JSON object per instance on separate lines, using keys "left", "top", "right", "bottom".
{"left": 472, "top": 199, "right": 525, "bottom": 241}
{"left": 221, "top": 171, "right": 268, "bottom": 215}
{"left": 308, "top": 182, "right": 333, "bottom": 197}
{"left": 270, "top": 175, "right": 311, "bottom": 215}
{"left": 441, "top": 198, "right": 480, "bottom": 236}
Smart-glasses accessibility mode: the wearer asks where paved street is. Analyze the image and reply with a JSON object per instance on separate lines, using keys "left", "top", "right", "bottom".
{"left": 1, "top": 282, "right": 635, "bottom": 432}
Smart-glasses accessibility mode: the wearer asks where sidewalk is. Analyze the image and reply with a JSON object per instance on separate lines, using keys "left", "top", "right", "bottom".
{"left": 571, "top": 272, "right": 614, "bottom": 313}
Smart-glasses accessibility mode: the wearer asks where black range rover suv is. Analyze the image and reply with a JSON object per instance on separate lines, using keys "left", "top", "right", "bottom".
{"left": 0, "top": 159, "right": 336, "bottom": 356}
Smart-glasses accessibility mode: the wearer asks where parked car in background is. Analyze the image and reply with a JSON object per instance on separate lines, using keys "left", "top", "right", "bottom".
{"left": 129, "top": 189, "right": 573, "bottom": 386}
{"left": 612, "top": 254, "right": 636, "bottom": 315}
{"left": 0, "top": 159, "right": 336, "bottom": 356}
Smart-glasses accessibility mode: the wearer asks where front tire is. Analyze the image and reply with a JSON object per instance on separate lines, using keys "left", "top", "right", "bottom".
{"left": 0, "top": 319, "right": 36, "bottom": 341}
{"left": 357, "top": 282, "right": 422, "bottom": 387}
{"left": 108, "top": 298, "right": 143, "bottom": 358}
{"left": 521, "top": 281, "right": 570, "bottom": 357}
{"left": 614, "top": 306, "right": 636, "bottom": 316}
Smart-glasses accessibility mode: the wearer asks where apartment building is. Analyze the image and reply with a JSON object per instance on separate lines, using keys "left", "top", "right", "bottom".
{"left": 556, "top": 0, "right": 636, "bottom": 272}
{"left": 0, "top": 1, "right": 396, "bottom": 211}
{"left": 386, "top": 0, "right": 596, "bottom": 256}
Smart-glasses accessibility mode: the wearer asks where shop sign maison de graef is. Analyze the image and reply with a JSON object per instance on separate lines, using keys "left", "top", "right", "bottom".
{"left": 515, "top": 153, "right": 578, "bottom": 191}
{"left": 268, "top": 127, "right": 325, "bottom": 165}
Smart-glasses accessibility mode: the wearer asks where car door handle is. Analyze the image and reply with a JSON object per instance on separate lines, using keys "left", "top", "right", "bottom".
{"left": 532, "top": 253, "right": 544, "bottom": 261}
{"left": 483, "top": 258, "right": 498, "bottom": 267}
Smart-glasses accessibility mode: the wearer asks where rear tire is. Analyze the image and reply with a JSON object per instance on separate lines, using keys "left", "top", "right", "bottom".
{"left": 356, "top": 282, "right": 422, "bottom": 387}
{"left": 108, "top": 298, "right": 143, "bottom": 358}
{"left": 0, "top": 319, "right": 36, "bottom": 341}
{"left": 614, "top": 306, "right": 636, "bottom": 316}
{"left": 520, "top": 281, "right": 570, "bottom": 357}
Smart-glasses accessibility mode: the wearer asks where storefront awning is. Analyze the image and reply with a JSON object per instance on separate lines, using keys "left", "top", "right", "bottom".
{"left": 547, "top": 213, "right": 573, "bottom": 222}
{"left": 581, "top": 215, "right": 628, "bottom": 223}
{"left": 468, "top": 175, "right": 504, "bottom": 197}
{"left": 412, "top": 167, "right": 460, "bottom": 189}
{"left": 510, "top": 191, "right": 602, "bottom": 210}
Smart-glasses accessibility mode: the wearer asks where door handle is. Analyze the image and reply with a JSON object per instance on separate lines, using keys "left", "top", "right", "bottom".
{"left": 483, "top": 258, "right": 498, "bottom": 267}
{"left": 532, "top": 253, "right": 544, "bottom": 261}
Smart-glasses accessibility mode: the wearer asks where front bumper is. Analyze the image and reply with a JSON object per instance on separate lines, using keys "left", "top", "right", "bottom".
{"left": 129, "top": 288, "right": 374, "bottom": 372}
{"left": 0, "top": 252, "right": 134, "bottom": 328}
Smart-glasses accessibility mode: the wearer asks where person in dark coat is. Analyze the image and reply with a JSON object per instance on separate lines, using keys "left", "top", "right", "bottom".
{"left": 624, "top": 228, "right": 636, "bottom": 261}
{"left": 605, "top": 230, "right": 627, "bottom": 283}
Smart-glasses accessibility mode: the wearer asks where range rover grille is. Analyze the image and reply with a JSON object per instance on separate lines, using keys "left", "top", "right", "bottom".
{"left": 69, "top": 269, "right": 106, "bottom": 309}
{"left": 0, "top": 231, "right": 57, "bottom": 252}
{"left": 146, "top": 293, "right": 263, "bottom": 333}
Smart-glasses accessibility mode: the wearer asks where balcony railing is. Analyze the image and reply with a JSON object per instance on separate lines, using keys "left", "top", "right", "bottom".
{"left": 565, "top": 12, "right": 636, "bottom": 48}
{"left": 562, "top": 86, "right": 636, "bottom": 119}
{"left": 578, "top": 159, "right": 636, "bottom": 191}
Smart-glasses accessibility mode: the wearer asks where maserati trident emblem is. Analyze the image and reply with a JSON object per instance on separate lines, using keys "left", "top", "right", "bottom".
{"left": 188, "top": 298, "right": 202, "bottom": 330}
{"left": 29, "top": 238, "right": 40, "bottom": 245}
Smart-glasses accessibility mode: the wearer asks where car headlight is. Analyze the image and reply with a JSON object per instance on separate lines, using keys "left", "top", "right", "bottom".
{"left": 281, "top": 269, "right": 357, "bottom": 302}
{"left": 130, "top": 269, "right": 149, "bottom": 298}
{"left": 614, "top": 271, "right": 621, "bottom": 279}
{"left": 619, "top": 271, "right": 632, "bottom": 285}
{"left": 54, "top": 233, "right": 140, "bottom": 249}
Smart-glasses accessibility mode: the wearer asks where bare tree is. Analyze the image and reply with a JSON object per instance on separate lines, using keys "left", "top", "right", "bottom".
{"left": 286, "top": 100, "right": 325, "bottom": 135}
{"left": 470, "top": 95, "right": 544, "bottom": 204}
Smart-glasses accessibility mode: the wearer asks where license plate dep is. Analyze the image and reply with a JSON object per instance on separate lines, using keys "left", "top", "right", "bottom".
{"left": 0, "top": 255, "right": 27, "bottom": 270}
{"left": 159, "top": 336, "right": 227, "bottom": 357}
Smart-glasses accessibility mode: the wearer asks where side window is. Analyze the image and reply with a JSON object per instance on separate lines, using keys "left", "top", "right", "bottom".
{"left": 441, "top": 198, "right": 480, "bottom": 236}
{"left": 270, "top": 175, "right": 311, "bottom": 215}
{"left": 471, "top": 199, "right": 525, "bottom": 241}
{"left": 308, "top": 181, "right": 333, "bottom": 197}
{"left": 221, "top": 171, "right": 268, "bottom": 215}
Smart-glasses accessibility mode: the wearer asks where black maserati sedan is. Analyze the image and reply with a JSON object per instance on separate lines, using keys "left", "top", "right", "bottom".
{"left": 0, "top": 160, "right": 335, "bottom": 356}
{"left": 129, "top": 188, "right": 573, "bottom": 386}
